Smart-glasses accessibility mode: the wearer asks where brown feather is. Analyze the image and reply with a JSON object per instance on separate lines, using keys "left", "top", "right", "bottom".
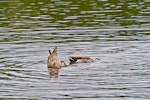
{"left": 47, "top": 47, "right": 61, "bottom": 68}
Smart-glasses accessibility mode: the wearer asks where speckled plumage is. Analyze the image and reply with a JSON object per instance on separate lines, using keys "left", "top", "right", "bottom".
{"left": 47, "top": 47, "right": 61, "bottom": 68}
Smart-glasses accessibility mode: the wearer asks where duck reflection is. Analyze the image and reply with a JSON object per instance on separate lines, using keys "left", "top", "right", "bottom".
{"left": 48, "top": 68, "right": 60, "bottom": 78}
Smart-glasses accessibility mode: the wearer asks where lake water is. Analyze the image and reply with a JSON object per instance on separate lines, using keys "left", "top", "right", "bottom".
{"left": 0, "top": 0, "right": 150, "bottom": 100}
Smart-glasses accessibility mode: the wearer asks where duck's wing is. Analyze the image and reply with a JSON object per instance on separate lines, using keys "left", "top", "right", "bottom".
{"left": 69, "top": 56, "right": 91, "bottom": 64}
{"left": 70, "top": 56, "right": 91, "bottom": 59}
{"left": 69, "top": 56, "right": 100, "bottom": 64}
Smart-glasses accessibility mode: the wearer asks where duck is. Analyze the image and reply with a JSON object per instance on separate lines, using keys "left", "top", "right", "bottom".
{"left": 47, "top": 47, "right": 67, "bottom": 69}
{"left": 69, "top": 56, "right": 99, "bottom": 64}
{"left": 47, "top": 47, "right": 99, "bottom": 78}
{"left": 47, "top": 47, "right": 99, "bottom": 68}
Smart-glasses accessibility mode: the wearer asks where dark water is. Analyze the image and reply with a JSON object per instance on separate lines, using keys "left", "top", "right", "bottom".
{"left": 0, "top": 0, "right": 150, "bottom": 99}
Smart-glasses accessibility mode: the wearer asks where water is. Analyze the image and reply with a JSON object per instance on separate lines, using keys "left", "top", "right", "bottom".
{"left": 0, "top": 0, "right": 150, "bottom": 100}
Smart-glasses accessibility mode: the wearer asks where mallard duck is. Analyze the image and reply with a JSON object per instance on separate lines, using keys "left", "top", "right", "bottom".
{"left": 69, "top": 56, "right": 99, "bottom": 64}
{"left": 47, "top": 47, "right": 99, "bottom": 68}
{"left": 47, "top": 47, "right": 67, "bottom": 69}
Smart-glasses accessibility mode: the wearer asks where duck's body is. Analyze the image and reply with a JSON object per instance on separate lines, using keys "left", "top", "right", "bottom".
{"left": 47, "top": 47, "right": 67, "bottom": 69}
{"left": 69, "top": 56, "right": 99, "bottom": 64}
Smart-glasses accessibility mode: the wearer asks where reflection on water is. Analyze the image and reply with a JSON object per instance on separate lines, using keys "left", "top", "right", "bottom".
{"left": 0, "top": 0, "right": 150, "bottom": 29}
{"left": 0, "top": 0, "right": 150, "bottom": 100}
{"left": 48, "top": 68, "right": 60, "bottom": 78}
